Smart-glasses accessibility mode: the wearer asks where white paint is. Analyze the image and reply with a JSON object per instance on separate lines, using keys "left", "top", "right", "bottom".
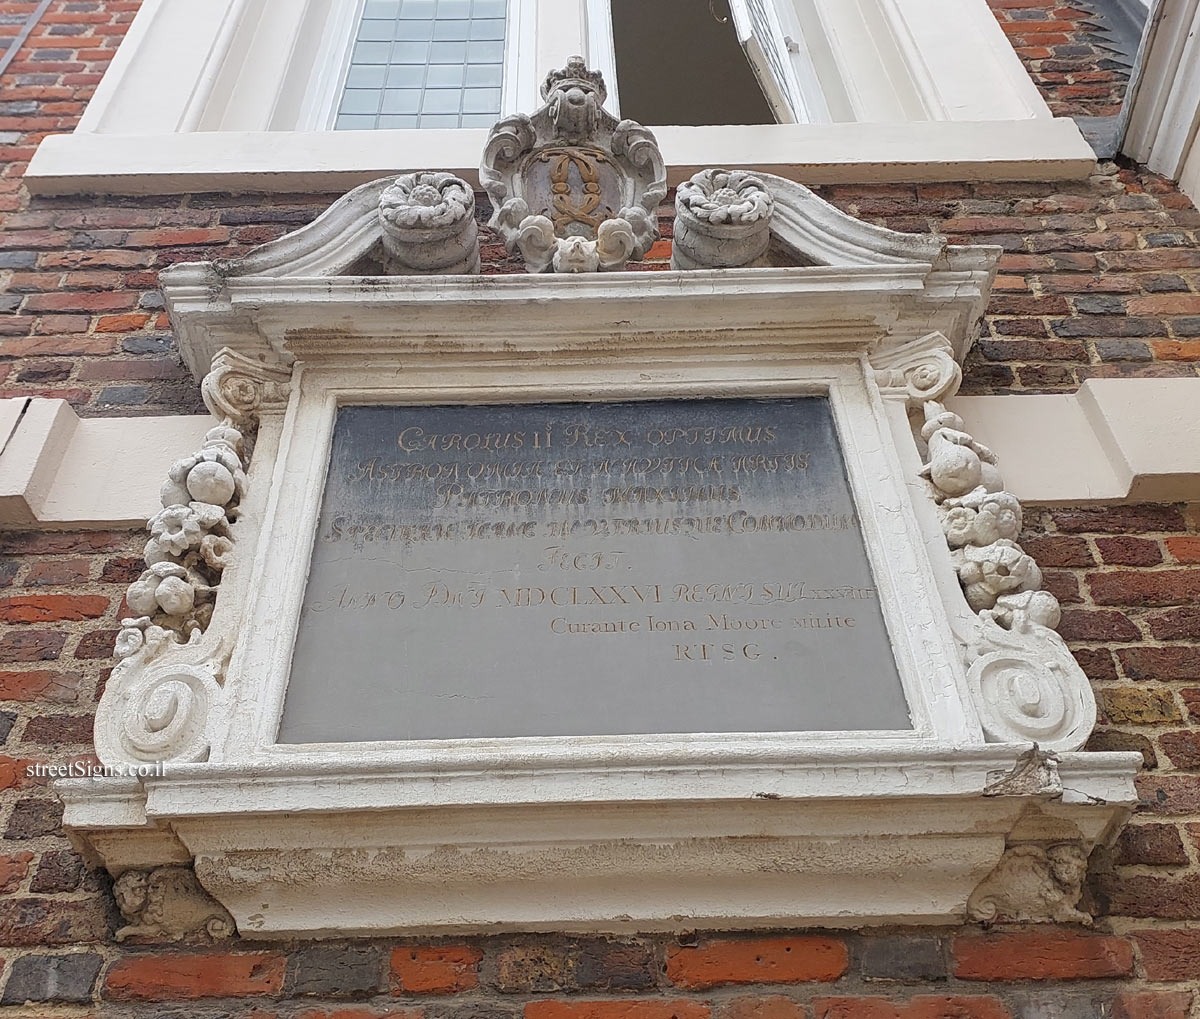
{"left": 25, "top": 117, "right": 1095, "bottom": 196}
{"left": 948, "top": 378, "right": 1200, "bottom": 504}
{"left": 1122, "top": 0, "right": 1200, "bottom": 202}
{"left": 0, "top": 400, "right": 216, "bottom": 528}
{"left": 28, "top": 0, "right": 1093, "bottom": 195}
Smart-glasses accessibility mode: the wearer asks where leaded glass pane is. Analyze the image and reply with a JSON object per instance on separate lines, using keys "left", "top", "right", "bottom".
{"left": 336, "top": 0, "right": 506, "bottom": 129}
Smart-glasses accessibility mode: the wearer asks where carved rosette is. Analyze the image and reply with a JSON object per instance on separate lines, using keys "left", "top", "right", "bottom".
{"left": 480, "top": 56, "right": 666, "bottom": 273}
{"left": 920, "top": 400, "right": 1097, "bottom": 751}
{"left": 96, "top": 349, "right": 290, "bottom": 766}
{"left": 672, "top": 169, "right": 775, "bottom": 270}
{"left": 378, "top": 172, "right": 480, "bottom": 275}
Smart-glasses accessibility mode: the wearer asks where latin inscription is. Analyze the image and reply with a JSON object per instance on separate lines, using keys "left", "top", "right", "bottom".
{"left": 278, "top": 398, "right": 911, "bottom": 742}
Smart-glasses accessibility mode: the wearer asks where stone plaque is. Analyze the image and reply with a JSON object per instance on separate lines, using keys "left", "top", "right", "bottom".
{"left": 278, "top": 398, "right": 911, "bottom": 743}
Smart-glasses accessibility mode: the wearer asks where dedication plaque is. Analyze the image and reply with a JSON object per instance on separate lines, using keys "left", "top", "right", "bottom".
{"left": 278, "top": 398, "right": 911, "bottom": 743}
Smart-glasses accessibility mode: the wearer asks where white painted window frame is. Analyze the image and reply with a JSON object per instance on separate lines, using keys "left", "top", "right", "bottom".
{"left": 25, "top": 0, "right": 1095, "bottom": 194}
{"left": 298, "top": 0, "right": 545, "bottom": 131}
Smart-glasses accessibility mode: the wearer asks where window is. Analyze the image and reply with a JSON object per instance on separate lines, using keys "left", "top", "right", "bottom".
{"left": 323, "top": 0, "right": 822, "bottom": 131}
{"left": 333, "top": 0, "right": 509, "bottom": 130}
{"left": 26, "top": 0, "right": 1095, "bottom": 194}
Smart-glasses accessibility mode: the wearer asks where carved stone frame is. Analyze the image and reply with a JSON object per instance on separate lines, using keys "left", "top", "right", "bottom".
{"left": 57, "top": 157, "right": 1141, "bottom": 935}
{"left": 60, "top": 269, "right": 1139, "bottom": 938}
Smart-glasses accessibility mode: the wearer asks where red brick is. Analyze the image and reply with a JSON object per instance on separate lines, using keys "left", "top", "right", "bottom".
{"left": 0, "top": 669, "right": 79, "bottom": 702}
{"left": 389, "top": 945, "right": 480, "bottom": 994}
{"left": 297, "top": 1010, "right": 422, "bottom": 1019}
{"left": 718, "top": 996, "right": 808, "bottom": 1019}
{"left": 1112, "top": 992, "right": 1195, "bottom": 1019}
{"left": 952, "top": 931, "right": 1134, "bottom": 980}
{"left": 817, "top": 999, "right": 1011, "bottom": 1019}
{"left": 1114, "top": 823, "right": 1190, "bottom": 865}
{"left": 1166, "top": 537, "right": 1200, "bottom": 564}
{"left": 1050, "top": 506, "right": 1186, "bottom": 533}
{"left": 92, "top": 312, "right": 151, "bottom": 332}
{"left": 23, "top": 290, "right": 137, "bottom": 313}
{"left": 0, "top": 531, "right": 132, "bottom": 555}
{"left": 1117, "top": 646, "right": 1200, "bottom": 681}
{"left": 666, "top": 937, "right": 847, "bottom": 989}
{"left": 1135, "top": 774, "right": 1200, "bottom": 815}
{"left": 527, "top": 1003, "right": 710, "bottom": 1019}
{"left": 1184, "top": 687, "right": 1200, "bottom": 721}
{"left": 1133, "top": 929, "right": 1200, "bottom": 980}
{"left": 1057, "top": 609, "right": 1140, "bottom": 642}
{"left": 1022, "top": 535, "right": 1095, "bottom": 568}
{"left": 0, "top": 630, "right": 66, "bottom": 662}
{"left": 124, "top": 227, "right": 231, "bottom": 247}
{"left": 23, "top": 558, "right": 91, "bottom": 586}
{"left": 1096, "top": 536, "right": 1163, "bottom": 566}
{"left": 0, "top": 852, "right": 34, "bottom": 893}
{"left": 0, "top": 594, "right": 109, "bottom": 624}
{"left": 1160, "top": 730, "right": 1200, "bottom": 768}
{"left": 1147, "top": 607, "right": 1200, "bottom": 641}
{"left": 1089, "top": 570, "right": 1200, "bottom": 607}
{"left": 1105, "top": 873, "right": 1200, "bottom": 919}
{"left": 1153, "top": 341, "right": 1200, "bottom": 361}
{"left": 1128, "top": 294, "right": 1200, "bottom": 315}
{"left": 104, "top": 952, "right": 287, "bottom": 1000}
{"left": 812, "top": 1000, "right": 900, "bottom": 1019}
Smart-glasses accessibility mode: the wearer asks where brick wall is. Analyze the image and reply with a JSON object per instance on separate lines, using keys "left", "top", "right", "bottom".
{"left": 0, "top": 0, "right": 1199, "bottom": 1016}
{"left": 988, "top": 0, "right": 1134, "bottom": 118}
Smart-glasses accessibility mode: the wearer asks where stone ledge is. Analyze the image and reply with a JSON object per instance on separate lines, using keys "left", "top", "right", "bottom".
{"left": 57, "top": 747, "right": 1138, "bottom": 938}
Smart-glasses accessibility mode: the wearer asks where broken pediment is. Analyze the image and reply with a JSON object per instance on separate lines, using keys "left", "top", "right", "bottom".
{"left": 162, "top": 60, "right": 998, "bottom": 382}
{"left": 176, "top": 57, "right": 991, "bottom": 281}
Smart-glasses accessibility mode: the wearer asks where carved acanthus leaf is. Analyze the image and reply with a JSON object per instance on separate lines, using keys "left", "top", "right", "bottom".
{"left": 114, "top": 865, "right": 236, "bottom": 942}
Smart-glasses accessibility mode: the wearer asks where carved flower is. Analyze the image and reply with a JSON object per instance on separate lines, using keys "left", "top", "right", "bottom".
{"left": 149, "top": 503, "right": 227, "bottom": 556}
{"left": 200, "top": 534, "right": 234, "bottom": 571}
{"left": 678, "top": 169, "right": 774, "bottom": 224}
{"left": 941, "top": 488, "right": 1022, "bottom": 547}
{"left": 379, "top": 172, "right": 474, "bottom": 231}
{"left": 991, "top": 589, "right": 1062, "bottom": 632}
{"left": 126, "top": 563, "right": 197, "bottom": 618}
{"left": 955, "top": 539, "right": 1043, "bottom": 612}
{"left": 149, "top": 506, "right": 203, "bottom": 555}
{"left": 218, "top": 376, "right": 260, "bottom": 418}
{"left": 114, "top": 621, "right": 147, "bottom": 660}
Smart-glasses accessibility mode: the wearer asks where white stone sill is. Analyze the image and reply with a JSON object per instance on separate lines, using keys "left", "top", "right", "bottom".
{"left": 24, "top": 118, "right": 1096, "bottom": 196}
{"left": 57, "top": 747, "right": 1139, "bottom": 936}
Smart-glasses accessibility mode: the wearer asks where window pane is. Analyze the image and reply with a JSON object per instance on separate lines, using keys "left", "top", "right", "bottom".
{"left": 426, "top": 64, "right": 465, "bottom": 87}
{"left": 358, "top": 19, "right": 396, "bottom": 41}
{"left": 465, "top": 63, "right": 502, "bottom": 87}
{"left": 335, "top": 114, "right": 378, "bottom": 129}
{"left": 335, "top": 0, "right": 507, "bottom": 130}
{"left": 346, "top": 65, "right": 387, "bottom": 89}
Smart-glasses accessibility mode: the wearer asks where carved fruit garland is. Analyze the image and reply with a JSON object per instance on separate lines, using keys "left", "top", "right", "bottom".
{"left": 920, "top": 400, "right": 1096, "bottom": 751}
{"left": 94, "top": 349, "right": 287, "bottom": 767}
{"left": 116, "top": 425, "right": 246, "bottom": 661}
